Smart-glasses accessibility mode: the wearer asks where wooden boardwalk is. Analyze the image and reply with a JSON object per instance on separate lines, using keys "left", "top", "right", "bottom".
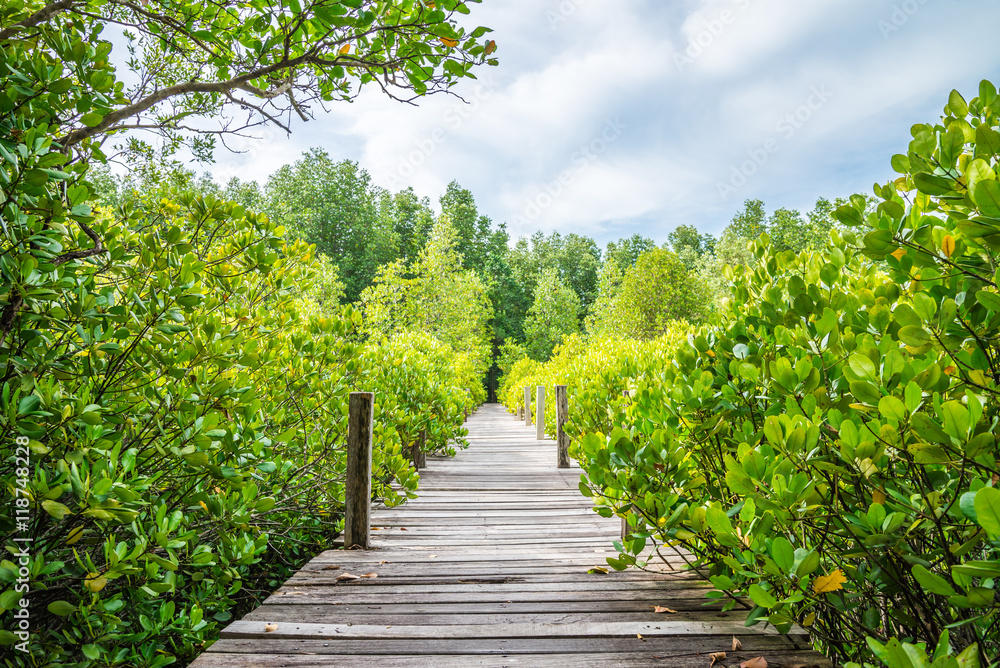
{"left": 192, "top": 404, "right": 830, "bottom": 667}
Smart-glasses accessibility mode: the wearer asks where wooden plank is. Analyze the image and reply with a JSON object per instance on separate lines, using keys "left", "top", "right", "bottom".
{"left": 195, "top": 650, "right": 831, "bottom": 667}
{"left": 221, "top": 620, "right": 807, "bottom": 640}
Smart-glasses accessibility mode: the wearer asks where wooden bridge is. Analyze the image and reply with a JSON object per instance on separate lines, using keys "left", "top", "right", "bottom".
{"left": 191, "top": 403, "right": 830, "bottom": 667}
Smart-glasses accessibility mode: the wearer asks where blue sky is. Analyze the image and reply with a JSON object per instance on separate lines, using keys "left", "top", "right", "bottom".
{"left": 204, "top": 0, "right": 1000, "bottom": 247}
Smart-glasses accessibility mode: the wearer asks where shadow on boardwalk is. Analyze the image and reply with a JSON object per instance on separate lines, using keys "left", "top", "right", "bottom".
{"left": 191, "top": 404, "right": 830, "bottom": 667}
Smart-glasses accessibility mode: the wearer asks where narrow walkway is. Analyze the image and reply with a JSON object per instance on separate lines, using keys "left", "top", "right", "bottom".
{"left": 192, "top": 404, "right": 830, "bottom": 667}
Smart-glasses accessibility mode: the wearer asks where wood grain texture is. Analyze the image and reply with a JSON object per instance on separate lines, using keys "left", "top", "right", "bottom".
{"left": 344, "top": 392, "right": 374, "bottom": 549}
{"left": 555, "top": 384, "right": 570, "bottom": 469}
{"left": 190, "top": 404, "right": 831, "bottom": 667}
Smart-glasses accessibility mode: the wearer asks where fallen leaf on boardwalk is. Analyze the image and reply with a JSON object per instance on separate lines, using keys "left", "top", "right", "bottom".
{"left": 652, "top": 605, "right": 677, "bottom": 614}
{"left": 428, "top": 555, "right": 438, "bottom": 558}
{"left": 399, "top": 527, "right": 408, "bottom": 531}
{"left": 813, "top": 569, "right": 847, "bottom": 594}
{"left": 588, "top": 567, "right": 608, "bottom": 574}
{"left": 732, "top": 635, "right": 743, "bottom": 651}
{"left": 371, "top": 527, "right": 381, "bottom": 531}
{"left": 335, "top": 573, "right": 361, "bottom": 582}
{"left": 740, "top": 658, "right": 768, "bottom": 668}
{"left": 321, "top": 565, "right": 341, "bottom": 571}
{"left": 264, "top": 623, "right": 278, "bottom": 632}
{"left": 709, "top": 651, "right": 726, "bottom": 666}
{"left": 637, "top": 633, "right": 645, "bottom": 641}
{"left": 379, "top": 560, "right": 391, "bottom": 564}
{"left": 360, "top": 573, "right": 378, "bottom": 578}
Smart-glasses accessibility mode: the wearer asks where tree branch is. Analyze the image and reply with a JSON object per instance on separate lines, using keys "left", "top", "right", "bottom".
{"left": 0, "top": 0, "right": 76, "bottom": 41}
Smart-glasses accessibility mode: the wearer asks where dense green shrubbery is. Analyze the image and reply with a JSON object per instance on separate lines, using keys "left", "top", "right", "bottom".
{"left": 0, "top": 178, "right": 478, "bottom": 665}
{"left": 504, "top": 82, "right": 1000, "bottom": 667}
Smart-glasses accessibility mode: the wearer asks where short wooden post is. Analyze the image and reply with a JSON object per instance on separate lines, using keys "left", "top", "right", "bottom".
{"left": 345, "top": 392, "right": 374, "bottom": 549}
{"left": 410, "top": 439, "right": 421, "bottom": 470}
{"left": 621, "top": 511, "right": 629, "bottom": 541}
{"left": 536, "top": 386, "right": 546, "bottom": 440}
{"left": 555, "top": 385, "right": 570, "bottom": 469}
{"left": 417, "top": 428, "right": 427, "bottom": 468}
{"left": 524, "top": 386, "right": 532, "bottom": 426}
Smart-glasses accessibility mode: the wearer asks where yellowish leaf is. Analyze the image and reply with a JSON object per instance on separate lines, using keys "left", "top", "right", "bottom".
{"left": 264, "top": 623, "right": 279, "bottom": 632}
{"left": 588, "top": 567, "right": 608, "bottom": 574}
{"left": 891, "top": 247, "right": 906, "bottom": 260}
{"left": 485, "top": 39, "right": 496, "bottom": 55}
{"left": 339, "top": 44, "right": 351, "bottom": 55}
{"left": 941, "top": 235, "right": 955, "bottom": 258}
{"left": 813, "top": 569, "right": 847, "bottom": 594}
{"left": 872, "top": 489, "right": 886, "bottom": 505}
{"left": 637, "top": 633, "right": 645, "bottom": 641}
{"left": 84, "top": 572, "right": 107, "bottom": 593}
{"left": 198, "top": 500, "right": 208, "bottom": 512}
{"left": 66, "top": 526, "right": 85, "bottom": 545}
{"left": 653, "top": 605, "right": 676, "bottom": 613}
{"left": 802, "top": 612, "right": 816, "bottom": 627}
{"left": 710, "top": 652, "right": 726, "bottom": 666}
{"left": 439, "top": 37, "right": 459, "bottom": 48}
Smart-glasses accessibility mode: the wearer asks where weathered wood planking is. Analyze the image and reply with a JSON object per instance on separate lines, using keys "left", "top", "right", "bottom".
{"left": 191, "top": 404, "right": 831, "bottom": 667}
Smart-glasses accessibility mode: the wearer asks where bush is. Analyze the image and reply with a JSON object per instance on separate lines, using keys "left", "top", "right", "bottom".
{"left": 0, "top": 180, "right": 476, "bottom": 664}
{"left": 542, "top": 82, "right": 1000, "bottom": 666}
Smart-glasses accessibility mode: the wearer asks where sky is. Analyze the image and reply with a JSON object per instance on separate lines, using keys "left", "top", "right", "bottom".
{"left": 202, "top": 0, "right": 1000, "bottom": 247}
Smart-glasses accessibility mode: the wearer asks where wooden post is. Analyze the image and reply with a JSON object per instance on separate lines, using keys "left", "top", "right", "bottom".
{"left": 345, "top": 392, "right": 374, "bottom": 549}
{"left": 555, "top": 385, "right": 570, "bottom": 469}
{"left": 524, "top": 386, "right": 532, "bottom": 426}
{"left": 410, "top": 440, "right": 421, "bottom": 470}
{"left": 621, "top": 511, "right": 629, "bottom": 541}
{"left": 417, "top": 428, "right": 427, "bottom": 468}
{"left": 535, "top": 386, "right": 546, "bottom": 440}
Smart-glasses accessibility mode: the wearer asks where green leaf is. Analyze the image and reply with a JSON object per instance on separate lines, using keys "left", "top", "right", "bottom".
{"left": 914, "top": 173, "right": 957, "bottom": 196}
{"left": 973, "top": 180, "right": 1000, "bottom": 217}
{"left": 974, "top": 487, "right": 1000, "bottom": 537}
{"left": 47, "top": 600, "right": 78, "bottom": 616}
{"left": 747, "top": 583, "right": 777, "bottom": 608}
{"left": 771, "top": 537, "right": 794, "bottom": 574}
{"left": 41, "top": 500, "right": 71, "bottom": 520}
{"left": 898, "top": 326, "right": 932, "bottom": 347}
{"left": 850, "top": 381, "right": 882, "bottom": 405}
{"left": 705, "top": 507, "right": 732, "bottom": 535}
{"left": 879, "top": 396, "right": 907, "bottom": 422}
{"left": 949, "top": 89, "right": 969, "bottom": 117}
{"left": 80, "top": 112, "right": 103, "bottom": 128}
{"left": 849, "top": 354, "right": 877, "bottom": 380}
{"left": 912, "top": 565, "right": 956, "bottom": 596}
{"left": 975, "top": 290, "right": 1000, "bottom": 313}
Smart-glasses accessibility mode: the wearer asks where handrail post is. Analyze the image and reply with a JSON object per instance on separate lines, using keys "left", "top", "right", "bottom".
{"left": 345, "top": 392, "right": 374, "bottom": 549}
{"left": 524, "top": 386, "right": 532, "bottom": 426}
{"left": 417, "top": 428, "right": 427, "bottom": 468}
{"left": 536, "top": 385, "right": 546, "bottom": 440}
{"left": 555, "top": 385, "right": 570, "bottom": 469}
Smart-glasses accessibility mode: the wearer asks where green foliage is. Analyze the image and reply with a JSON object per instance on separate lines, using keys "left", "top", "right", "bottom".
{"left": 0, "top": 0, "right": 496, "bottom": 160}
{"left": 360, "top": 216, "right": 493, "bottom": 400}
{"left": 589, "top": 247, "right": 708, "bottom": 339}
{"left": 522, "top": 267, "right": 581, "bottom": 361}
{"left": 265, "top": 149, "right": 399, "bottom": 302}
{"left": 530, "top": 82, "right": 1000, "bottom": 666}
